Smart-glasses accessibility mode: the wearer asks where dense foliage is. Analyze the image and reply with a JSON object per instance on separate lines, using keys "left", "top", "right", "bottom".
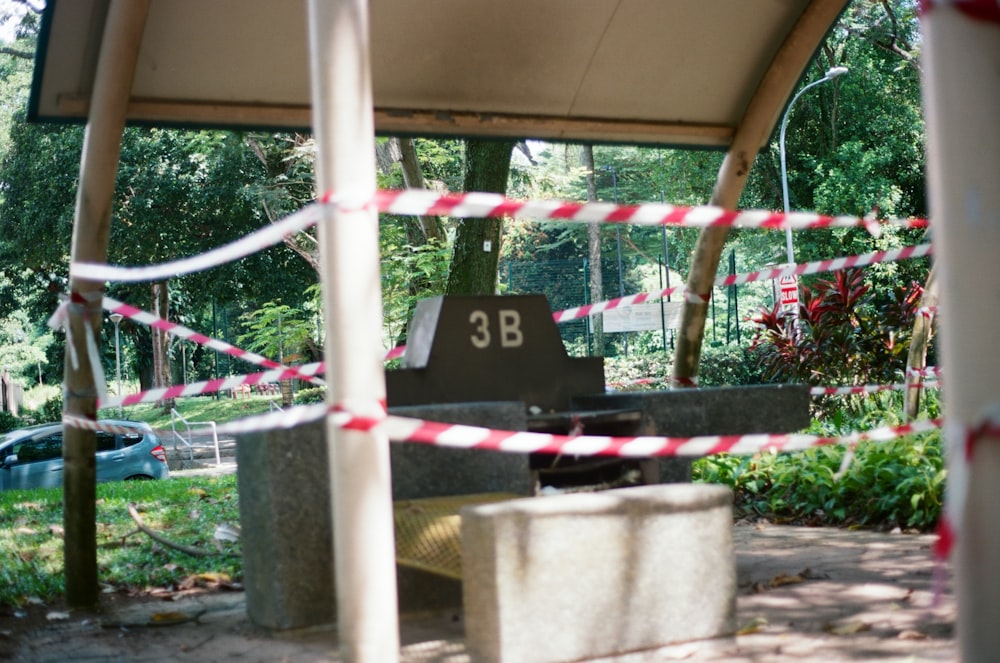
{"left": 694, "top": 430, "right": 944, "bottom": 531}
{"left": 750, "top": 268, "right": 925, "bottom": 389}
{"left": 0, "top": 1, "right": 945, "bottom": 543}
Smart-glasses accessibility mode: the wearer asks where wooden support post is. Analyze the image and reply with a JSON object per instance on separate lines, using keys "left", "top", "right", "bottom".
{"left": 62, "top": 0, "right": 150, "bottom": 608}
{"left": 671, "top": 0, "right": 848, "bottom": 384}
{"left": 921, "top": 7, "right": 1000, "bottom": 661}
{"left": 306, "top": 1, "right": 400, "bottom": 661}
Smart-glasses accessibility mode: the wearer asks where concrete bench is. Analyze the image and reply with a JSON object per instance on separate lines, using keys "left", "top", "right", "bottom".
{"left": 461, "top": 484, "right": 736, "bottom": 663}
{"left": 237, "top": 405, "right": 532, "bottom": 630}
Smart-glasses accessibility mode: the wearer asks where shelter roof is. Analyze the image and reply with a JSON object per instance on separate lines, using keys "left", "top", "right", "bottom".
{"left": 30, "top": 0, "right": 846, "bottom": 147}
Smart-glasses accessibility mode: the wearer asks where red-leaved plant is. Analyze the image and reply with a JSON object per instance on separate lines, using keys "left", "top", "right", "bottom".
{"left": 750, "top": 269, "right": 923, "bottom": 388}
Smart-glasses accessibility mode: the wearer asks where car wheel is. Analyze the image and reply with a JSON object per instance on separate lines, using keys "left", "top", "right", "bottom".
{"left": 124, "top": 474, "right": 154, "bottom": 481}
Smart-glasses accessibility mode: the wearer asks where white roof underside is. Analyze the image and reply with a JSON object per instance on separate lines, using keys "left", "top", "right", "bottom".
{"left": 30, "top": 0, "right": 843, "bottom": 147}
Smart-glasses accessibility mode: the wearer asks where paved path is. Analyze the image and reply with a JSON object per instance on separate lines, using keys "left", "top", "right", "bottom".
{"left": 5, "top": 523, "right": 955, "bottom": 662}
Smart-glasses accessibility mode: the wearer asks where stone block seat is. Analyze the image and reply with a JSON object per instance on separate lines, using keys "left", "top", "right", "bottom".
{"left": 461, "top": 484, "right": 736, "bottom": 663}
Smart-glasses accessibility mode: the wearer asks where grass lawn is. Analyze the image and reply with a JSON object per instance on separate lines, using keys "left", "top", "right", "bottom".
{"left": 0, "top": 394, "right": 291, "bottom": 608}
{"left": 100, "top": 394, "right": 279, "bottom": 430}
{"left": 0, "top": 474, "right": 240, "bottom": 608}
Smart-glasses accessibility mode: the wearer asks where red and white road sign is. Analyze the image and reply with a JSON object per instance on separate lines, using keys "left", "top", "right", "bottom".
{"left": 779, "top": 274, "right": 799, "bottom": 308}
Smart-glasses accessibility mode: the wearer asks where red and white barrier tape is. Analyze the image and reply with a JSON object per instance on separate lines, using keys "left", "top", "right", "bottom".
{"left": 72, "top": 204, "right": 325, "bottom": 283}
{"left": 98, "top": 362, "right": 325, "bottom": 408}
{"left": 373, "top": 190, "right": 928, "bottom": 234}
{"left": 604, "top": 379, "right": 940, "bottom": 395}
{"left": 936, "top": 408, "right": 1000, "bottom": 559}
{"left": 48, "top": 292, "right": 108, "bottom": 399}
{"left": 810, "top": 381, "right": 940, "bottom": 396}
{"left": 385, "top": 345, "right": 406, "bottom": 361}
{"left": 61, "top": 416, "right": 150, "bottom": 436}
{"left": 102, "top": 297, "right": 326, "bottom": 387}
{"left": 103, "top": 372, "right": 940, "bottom": 409}
{"left": 70, "top": 190, "right": 929, "bottom": 285}
{"left": 107, "top": 402, "right": 940, "bottom": 458}
{"left": 908, "top": 366, "right": 941, "bottom": 379}
{"left": 552, "top": 243, "right": 932, "bottom": 323}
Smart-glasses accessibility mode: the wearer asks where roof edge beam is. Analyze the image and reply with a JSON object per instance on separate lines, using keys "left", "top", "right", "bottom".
{"left": 56, "top": 94, "right": 735, "bottom": 146}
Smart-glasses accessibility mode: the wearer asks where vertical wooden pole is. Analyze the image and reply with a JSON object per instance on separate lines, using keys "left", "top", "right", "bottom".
{"left": 670, "top": 0, "right": 848, "bottom": 385}
{"left": 306, "top": 1, "right": 400, "bottom": 661}
{"left": 921, "top": 7, "right": 1000, "bottom": 661}
{"left": 62, "top": 0, "right": 150, "bottom": 608}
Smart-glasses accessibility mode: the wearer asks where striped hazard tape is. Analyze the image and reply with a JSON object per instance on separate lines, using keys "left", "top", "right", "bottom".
{"left": 70, "top": 190, "right": 929, "bottom": 284}
{"left": 72, "top": 403, "right": 939, "bottom": 459}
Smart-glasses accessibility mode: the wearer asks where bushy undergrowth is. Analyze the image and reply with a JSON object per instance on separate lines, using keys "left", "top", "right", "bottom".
{"left": 0, "top": 395, "right": 63, "bottom": 433}
{"left": 293, "top": 386, "right": 327, "bottom": 404}
{"left": 601, "top": 340, "right": 770, "bottom": 390}
{"left": 0, "top": 475, "right": 240, "bottom": 608}
{"left": 694, "top": 429, "right": 944, "bottom": 531}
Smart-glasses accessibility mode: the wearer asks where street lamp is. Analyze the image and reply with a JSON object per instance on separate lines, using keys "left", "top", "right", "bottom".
{"left": 780, "top": 66, "right": 848, "bottom": 264}
{"left": 600, "top": 165, "right": 628, "bottom": 356}
{"left": 109, "top": 313, "right": 124, "bottom": 417}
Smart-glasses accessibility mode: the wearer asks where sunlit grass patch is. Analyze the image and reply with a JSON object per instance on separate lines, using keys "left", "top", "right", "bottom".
{"left": 0, "top": 474, "right": 241, "bottom": 607}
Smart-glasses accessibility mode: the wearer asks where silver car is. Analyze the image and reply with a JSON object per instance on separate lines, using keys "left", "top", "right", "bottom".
{"left": 0, "top": 420, "right": 170, "bottom": 491}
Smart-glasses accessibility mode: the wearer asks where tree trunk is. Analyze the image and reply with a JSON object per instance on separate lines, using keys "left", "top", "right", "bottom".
{"left": 581, "top": 145, "right": 605, "bottom": 356}
{"left": 151, "top": 280, "right": 173, "bottom": 410}
{"left": 904, "top": 268, "right": 937, "bottom": 421}
{"left": 671, "top": 225, "right": 729, "bottom": 385}
{"left": 445, "top": 139, "right": 515, "bottom": 295}
{"left": 398, "top": 137, "right": 445, "bottom": 243}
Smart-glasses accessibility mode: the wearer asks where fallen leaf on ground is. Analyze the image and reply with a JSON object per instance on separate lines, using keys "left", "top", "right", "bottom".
{"left": 150, "top": 611, "right": 193, "bottom": 625}
{"left": 737, "top": 617, "right": 768, "bottom": 635}
{"left": 799, "top": 567, "right": 829, "bottom": 580}
{"left": 825, "top": 621, "right": 871, "bottom": 635}
{"left": 898, "top": 630, "right": 929, "bottom": 640}
{"left": 769, "top": 573, "right": 805, "bottom": 587}
{"left": 177, "top": 571, "right": 237, "bottom": 591}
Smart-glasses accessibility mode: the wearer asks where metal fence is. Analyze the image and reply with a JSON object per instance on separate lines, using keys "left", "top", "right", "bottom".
{"left": 501, "top": 250, "right": 762, "bottom": 357}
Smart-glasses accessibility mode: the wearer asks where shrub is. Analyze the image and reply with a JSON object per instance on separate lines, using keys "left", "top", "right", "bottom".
{"left": 694, "top": 430, "right": 944, "bottom": 531}
{"left": 294, "top": 386, "right": 327, "bottom": 405}
{"left": 0, "top": 411, "right": 19, "bottom": 434}
{"left": 603, "top": 353, "right": 670, "bottom": 391}
{"left": 750, "top": 269, "right": 922, "bottom": 388}
{"left": 698, "top": 342, "right": 768, "bottom": 387}
{"left": 35, "top": 397, "right": 63, "bottom": 424}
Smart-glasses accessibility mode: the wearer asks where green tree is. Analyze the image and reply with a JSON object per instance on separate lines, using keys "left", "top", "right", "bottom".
{"left": 446, "top": 139, "right": 516, "bottom": 295}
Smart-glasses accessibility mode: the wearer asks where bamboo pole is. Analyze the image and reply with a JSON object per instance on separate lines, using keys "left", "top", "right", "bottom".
{"left": 62, "top": 0, "right": 150, "bottom": 608}
{"left": 921, "top": 7, "right": 1000, "bottom": 661}
{"left": 306, "top": 1, "right": 400, "bottom": 661}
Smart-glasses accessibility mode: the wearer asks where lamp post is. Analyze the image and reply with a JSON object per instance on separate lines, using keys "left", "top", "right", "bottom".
{"left": 109, "top": 312, "right": 123, "bottom": 417}
{"left": 780, "top": 66, "right": 848, "bottom": 264}
{"left": 601, "top": 165, "right": 627, "bottom": 356}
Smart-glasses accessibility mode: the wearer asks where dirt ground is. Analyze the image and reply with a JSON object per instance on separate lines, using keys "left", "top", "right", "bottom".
{"left": 0, "top": 523, "right": 956, "bottom": 662}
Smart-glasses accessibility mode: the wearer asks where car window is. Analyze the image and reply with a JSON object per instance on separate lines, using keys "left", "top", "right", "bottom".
{"left": 96, "top": 431, "right": 118, "bottom": 452}
{"left": 14, "top": 434, "right": 63, "bottom": 464}
{"left": 120, "top": 431, "right": 144, "bottom": 448}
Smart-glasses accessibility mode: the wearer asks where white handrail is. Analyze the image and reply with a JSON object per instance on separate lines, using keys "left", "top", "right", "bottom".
{"left": 170, "top": 408, "right": 221, "bottom": 465}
